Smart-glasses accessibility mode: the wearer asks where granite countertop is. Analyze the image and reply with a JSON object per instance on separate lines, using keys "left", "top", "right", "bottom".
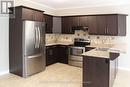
{"left": 45, "top": 42, "right": 74, "bottom": 46}
{"left": 83, "top": 43, "right": 126, "bottom": 58}
{"left": 82, "top": 49, "right": 110, "bottom": 58}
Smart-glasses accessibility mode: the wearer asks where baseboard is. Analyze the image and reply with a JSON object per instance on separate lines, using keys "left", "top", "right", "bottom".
{"left": 0, "top": 70, "right": 9, "bottom": 76}
{"left": 118, "top": 67, "right": 130, "bottom": 71}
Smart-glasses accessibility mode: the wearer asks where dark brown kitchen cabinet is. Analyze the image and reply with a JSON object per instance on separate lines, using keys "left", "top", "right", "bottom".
{"left": 46, "top": 45, "right": 68, "bottom": 66}
{"left": 88, "top": 14, "right": 127, "bottom": 36}
{"left": 62, "top": 16, "right": 88, "bottom": 34}
{"left": 44, "top": 14, "right": 53, "bottom": 33}
{"left": 88, "top": 16, "right": 106, "bottom": 35}
{"left": 46, "top": 46, "right": 58, "bottom": 66}
{"left": 62, "top": 17, "right": 74, "bottom": 34}
{"left": 83, "top": 53, "right": 119, "bottom": 87}
{"left": 22, "top": 8, "right": 44, "bottom": 21}
{"left": 79, "top": 16, "right": 88, "bottom": 26}
{"left": 58, "top": 45, "right": 68, "bottom": 64}
{"left": 10, "top": 6, "right": 44, "bottom": 22}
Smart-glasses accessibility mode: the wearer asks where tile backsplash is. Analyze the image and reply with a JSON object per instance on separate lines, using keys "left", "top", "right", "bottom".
{"left": 45, "top": 34, "right": 74, "bottom": 44}
{"left": 46, "top": 30, "right": 126, "bottom": 44}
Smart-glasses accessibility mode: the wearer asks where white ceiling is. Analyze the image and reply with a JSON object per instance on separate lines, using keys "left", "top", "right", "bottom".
{"left": 26, "top": 0, "right": 130, "bottom": 9}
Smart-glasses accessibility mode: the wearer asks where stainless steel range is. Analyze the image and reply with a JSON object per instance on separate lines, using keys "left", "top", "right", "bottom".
{"left": 68, "top": 38, "right": 91, "bottom": 67}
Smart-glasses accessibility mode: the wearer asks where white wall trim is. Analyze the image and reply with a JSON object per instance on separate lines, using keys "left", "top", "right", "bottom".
{"left": 119, "top": 67, "right": 130, "bottom": 71}
{"left": 0, "top": 70, "right": 9, "bottom": 76}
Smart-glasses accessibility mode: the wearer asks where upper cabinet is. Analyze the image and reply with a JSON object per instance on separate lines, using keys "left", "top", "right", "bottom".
{"left": 62, "top": 16, "right": 74, "bottom": 34}
{"left": 22, "top": 8, "right": 44, "bottom": 22}
{"left": 10, "top": 6, "right": 44, "bottom": 22}
{"left": 44, "top": 14, "right": 53, "bottom": 33}
{"left": 35, "top": 12, "right": 126, "bottom": 36}
{"left": 44, "top": 15, "right": 61, "bottom": 34}
{"left": 88, "top": 14, "right": 127, "bottom": 36}
{"left": 61, "top": 16, "right": 88, "bottom": 34}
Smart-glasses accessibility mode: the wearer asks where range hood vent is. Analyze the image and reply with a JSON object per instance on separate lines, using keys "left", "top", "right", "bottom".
{"left": 72, "top": 26, "right": 88, "bottom": 31}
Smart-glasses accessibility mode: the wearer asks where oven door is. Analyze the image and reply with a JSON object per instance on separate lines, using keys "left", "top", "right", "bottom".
{"left": 68, "top": 55, "right": 83, "bottom": 68}
{"left": 69, "top": 47, "right": 85, "bottom": 56}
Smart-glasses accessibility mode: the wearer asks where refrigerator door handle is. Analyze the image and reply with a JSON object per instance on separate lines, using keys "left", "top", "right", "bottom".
{"left": 38, "top": 27, "right": 41, "bottom": 48}
{"left": 34, "top": 28, "right": 37, "bottom": 48}
{"left": 36, "top": 27, "right": 39, "bottom": 48}
{"left": 28, "top": 54, "right": 42, "bottom": 59}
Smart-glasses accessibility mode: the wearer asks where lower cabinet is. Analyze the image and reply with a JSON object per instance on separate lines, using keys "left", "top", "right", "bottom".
{"left": 58, "top": 45, "right": 68, "bottom": 64}
{"left": 46, "top": 45, "right": 68, "bottom": 66}
{"left": 46, "top": 46, "right": 58, "bottom": 66}
{"left": 83, "top": 53, "right": 119, "bottom": 87}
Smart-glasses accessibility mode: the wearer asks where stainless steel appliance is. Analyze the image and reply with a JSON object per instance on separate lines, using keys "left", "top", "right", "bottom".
{"left": 68, "top": 38, "right": 91, "bottom": 67}
{"left": 23, "top": 20, "right": 45, "bottom": 77}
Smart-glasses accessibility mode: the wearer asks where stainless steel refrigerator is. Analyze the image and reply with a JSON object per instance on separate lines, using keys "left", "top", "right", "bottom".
{"left": 22, "top": 20, "right": 46, "bottom": 77}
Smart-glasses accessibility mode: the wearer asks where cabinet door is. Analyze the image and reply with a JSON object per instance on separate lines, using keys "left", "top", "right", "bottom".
{"left": 22, "top": 8, "right": 34, "bottom": 20}
{"left": 83, "top": 57, "right": 109, "bottom": 87}
{"left": 96, "top": 16, "right": 106, "bottom": 35}
{"left": 71, "top": 16, "right": 80, "bottom": 26}
{"left": 45, "top": 15, "right": 53, "bottom": 33}
{"left": 62, "top": 17, "right": 72, "bottom": 34}
{"left": 88, "top": 16, "right": 98, "bottom": 35}
{"left": 34, "top": 11, "right": 44, "bottom": 22}
{"left": 59, "top": 45, "right": 68, "bottom": 64}
{"left": 79, "top": 16, "right": 88, "bottom": 26}
{"left": 46, "top": 46, "right": 57, "bottom": 66}
{"left": 106, "top": 15, "right": 118, "bottom": 35}
{"left": 46, "top": 46, "right": 53, "bottom": 66}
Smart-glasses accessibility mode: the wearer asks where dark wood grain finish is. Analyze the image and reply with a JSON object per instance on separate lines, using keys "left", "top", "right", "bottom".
{"left": 58, "top": 45, "right": 68, "bottom": 64}
{"left": 9, "top": 18, "right": 23, "bottom": 76}
{"left": 83, "top": 53, "right": 120, "bottom": 87}
{"left": 62, "top": 17, "right": 72, "bottom": 34}
{"left": 83, "top": 57, "right": 109, "bottom": 87}
{"left": 46, "top": 46, "right": 58, "bottom": 66}
{"left": 96, "top": 16, "right": 106, "bottom": 35}
{"left": 34, "top": 11, "right": 44, "bottom": 22}
{"left": 88, "top": 14, "right": 126, "bottom": 36}
{"left": 106, "top": 15, "right": 118, "bottom": 35}
{"left": 44, "top": 14, "right": 53, "bottom": 33}
{"left": 46, "top": 45, "right": 69, "bottom": 66}
{"left": 88, "top": 16, "right": 97, "bottom": 35}
{"left": 22, "top": 8, "right": 34, "bottom": 20}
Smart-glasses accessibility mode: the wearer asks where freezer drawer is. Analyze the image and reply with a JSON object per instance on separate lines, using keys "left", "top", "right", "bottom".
{"left": 25, "top": 54, "right": 45, "bottom": 76}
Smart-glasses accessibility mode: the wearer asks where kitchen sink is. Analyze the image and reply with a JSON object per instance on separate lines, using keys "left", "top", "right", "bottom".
{"left": 95, "top": 48, "right": 110, "bottom": 51}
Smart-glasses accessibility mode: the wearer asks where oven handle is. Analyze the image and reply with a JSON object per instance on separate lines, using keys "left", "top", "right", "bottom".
{"left": 69, "top": 47, "right": 86, "bottom": 56}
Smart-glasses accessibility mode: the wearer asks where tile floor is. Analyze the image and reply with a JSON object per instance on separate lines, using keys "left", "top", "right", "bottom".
{"left": 0, "top": 63, "right": 129, "bottom": 87}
